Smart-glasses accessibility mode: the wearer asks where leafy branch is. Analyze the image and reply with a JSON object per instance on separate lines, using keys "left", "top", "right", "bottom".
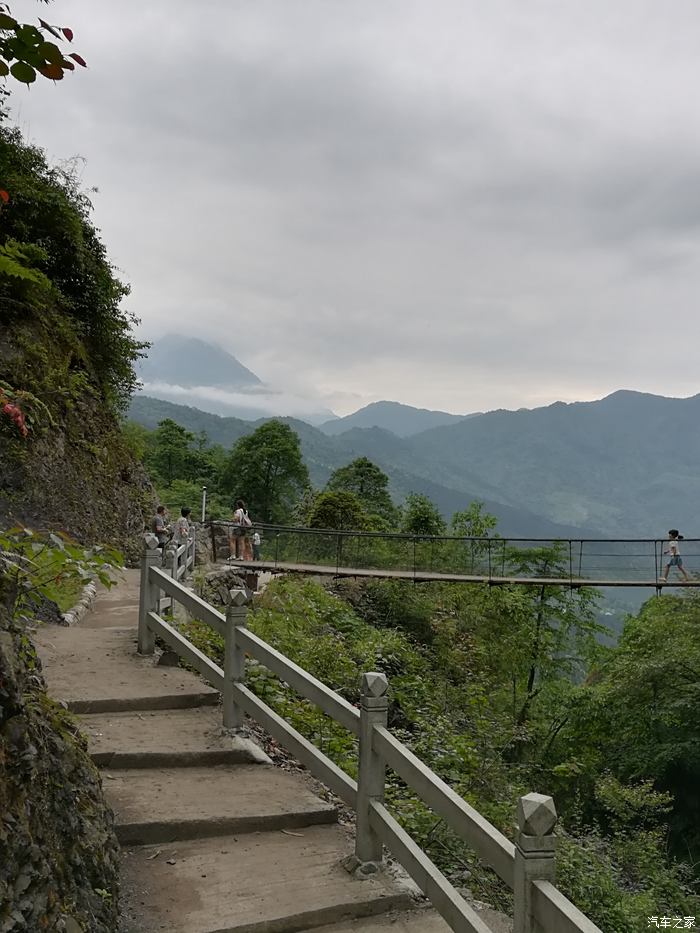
{"left": 0, "top": 2, "right": 86, "bottom": 86}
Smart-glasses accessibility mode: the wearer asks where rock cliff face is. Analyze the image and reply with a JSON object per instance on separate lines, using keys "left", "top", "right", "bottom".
{"left": 0, "top": 309, "right": 155, "bottom": 562}
{"left": 0, "top": 595, "right": 120, "bottom": 932}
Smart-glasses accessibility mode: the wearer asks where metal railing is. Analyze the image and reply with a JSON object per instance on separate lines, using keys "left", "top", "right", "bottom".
{"left": 137, "top": 547, "right": 602, "bottom": 933}
{"left": 209, "top": 521, "right": 700, "bottom": 588}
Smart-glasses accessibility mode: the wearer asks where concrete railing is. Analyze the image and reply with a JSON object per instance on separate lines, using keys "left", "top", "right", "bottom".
{"left": 137, "top": 549, "right": 602, "bottom": 933}
{"left": 167, "top": 534, "right": 196, "bottom": 582}
{"left": 154, "top": 535, "right": 195, "bottom": 613}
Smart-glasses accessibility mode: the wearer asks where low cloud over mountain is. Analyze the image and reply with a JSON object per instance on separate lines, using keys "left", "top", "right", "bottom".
{"left": 137, "top": 334, "right": 336, "bottom": 424}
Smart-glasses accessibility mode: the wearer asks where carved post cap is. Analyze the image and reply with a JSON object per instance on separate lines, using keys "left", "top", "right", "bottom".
{"left": 517, "top": 793, "right": 557, "bottom": 836}
{"left": 143, "top": 533, "right": 160, "bottom": 551}
{"left": 361, "top": 671, "right": 388, "bottom": 697}
{"left": 228, "top": 587, "right": 249, "bottom": 607}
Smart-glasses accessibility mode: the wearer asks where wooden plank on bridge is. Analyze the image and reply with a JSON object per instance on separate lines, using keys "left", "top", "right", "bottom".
{"left": 221, "top": 559, "right": 700, "bottom": 588}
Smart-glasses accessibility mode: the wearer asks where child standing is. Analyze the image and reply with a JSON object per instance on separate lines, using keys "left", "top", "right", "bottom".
{"left": 252, "top": 530, "right": 261, "bottom": 561}
{"left": 660, "top": 529, "right": 691, "bottom": 583}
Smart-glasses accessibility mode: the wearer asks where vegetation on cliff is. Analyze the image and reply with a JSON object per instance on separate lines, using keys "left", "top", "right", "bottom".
{"left": 0, "top": 75, "right": 146, "bottom": 931}
{"left": 0, "top": 111, "right": 154, "bottom": 553}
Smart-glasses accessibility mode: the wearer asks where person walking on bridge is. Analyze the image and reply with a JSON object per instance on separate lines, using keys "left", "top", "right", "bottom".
{"left": 660, "top": 529, "right": 691, "bottom": 583}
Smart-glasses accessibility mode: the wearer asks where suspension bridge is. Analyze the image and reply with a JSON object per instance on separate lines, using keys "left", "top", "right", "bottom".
{"left": 209, "top": 523, "right": 700, "bottom": 589}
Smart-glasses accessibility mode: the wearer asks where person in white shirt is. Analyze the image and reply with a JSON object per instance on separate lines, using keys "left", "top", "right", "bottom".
{"left": 173, "top": 507, "right": 192, "bottom": 545}
{"left": 661, "top": 529, "right": 691, "bottom": 583}
{"left": 252, "top": 530, "right": 261, "bottom": 561}
{"left": 228, "top": 499, "right": 252, "bottom": 560}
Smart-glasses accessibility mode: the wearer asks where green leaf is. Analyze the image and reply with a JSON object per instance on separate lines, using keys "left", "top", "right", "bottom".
{"left": 15, "top": 25, "right": 42, "bottom": 48}
{"left": 38, "top": 40, "right": 63, "bottom": 65}
{"left": 10, "top": 60, "right": 36, "bottom": 84}
{"left": 0, "top": 60, "right": 8, "bottom": 76}
{"left": 0, "top": 13, "right": 16, "bottom": 29}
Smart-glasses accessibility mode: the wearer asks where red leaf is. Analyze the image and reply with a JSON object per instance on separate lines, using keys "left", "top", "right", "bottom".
{"left": 61, "top": 58, "right": 75, "bottom": 71}
{"left": 0, "top": 190, "right": 9, "bottom": 204}
{"left": 62, "top": 26, "right": 73, "bottom": 42}
{"left": 69, "top": 52, "right": 87, "bottom": 67}
{"left": 39, "top": 63, "right": 64, "bottom": 80}
{"left": 38, "top": 18, "right": 62, "bottom": 40}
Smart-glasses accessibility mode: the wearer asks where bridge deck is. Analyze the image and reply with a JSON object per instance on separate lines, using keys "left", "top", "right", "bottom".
{"left": 224, "top": 559, "right": 698, "bottom": 588}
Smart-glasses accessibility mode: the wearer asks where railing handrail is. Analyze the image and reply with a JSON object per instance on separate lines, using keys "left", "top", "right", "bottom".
{"left": 372, "top": 724, "right": 515, "bottom": 886}
{"left": 137, "top": 550, "right": 602, "bottom": 933}
{"left": 235, "top": 626, "right": 361, "bottom": 735}
{"left": 210, "top": 519, "right": 700, "bottom": 545}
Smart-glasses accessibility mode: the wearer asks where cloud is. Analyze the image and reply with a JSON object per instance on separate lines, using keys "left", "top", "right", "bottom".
{"left": 138, "top": 382, "right": 335, "bottom": 425}
{"left": 9, "top": 0, "right": 700, "bottom": 414}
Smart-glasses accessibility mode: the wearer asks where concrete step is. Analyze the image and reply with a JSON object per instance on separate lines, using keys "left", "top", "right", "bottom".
{"left": 35, "top": 626, "right": 219, "bottom": 713}
{"left": 82, "top": 568, "right": 141, "bottom": 629}
{"left": 307, "top": 905, "right": 512, "bottom": 932}
{"left": 120, "top": 824, "right": 412, "bottom": 933}
{"left": 106, "top": 763, "right": 338, "bottom": 845}
{"left": 79, "top": 708, "right": 269, "bottom": 768}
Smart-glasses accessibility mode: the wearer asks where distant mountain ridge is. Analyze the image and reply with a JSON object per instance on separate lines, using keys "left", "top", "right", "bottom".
{"left": 129, "top": 389, "right": 700, "bottom": 538}
{"left": 320, "top": 400, "right": 466, "bottom": 437}
{"left": 129, "top": 395, "right": 597, "bottom": 538}
{"left": 138, "top": 333, "right": 261, "bottom": 389}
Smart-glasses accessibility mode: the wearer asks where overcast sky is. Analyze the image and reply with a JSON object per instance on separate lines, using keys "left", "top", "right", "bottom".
{"left": 9, "top": 0, "right": 700, "bottom": 415}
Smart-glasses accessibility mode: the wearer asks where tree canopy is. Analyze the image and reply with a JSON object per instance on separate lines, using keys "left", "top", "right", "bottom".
{"left": 400, "top": 492, "right": 447, "bottom": 536}
{"left": 326, "top": 456, "right": 397, "bottom": 523}
{"left": 309, "top": 489, "right": 365, "bottom": 530}
{"left": 220, "top": 420, "right": 309, "bottom": 523}
{"left": 0, "top": 122, "right": 144, "bottom": 411}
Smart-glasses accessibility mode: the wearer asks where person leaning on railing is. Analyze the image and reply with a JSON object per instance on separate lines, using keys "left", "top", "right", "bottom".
{"left": 228, "top": 499, "right": 253, "bottom": 561}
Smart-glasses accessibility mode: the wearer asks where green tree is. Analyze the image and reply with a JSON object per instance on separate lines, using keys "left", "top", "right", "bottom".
{"left": 400, "top": 492, "right": 446, "bottom": 536}
{"left": 121, "top": 420, "right": 150, "bottom": 461}
{"left": 451, "top": 500, "right": 498, "bottom": 538}
{"left": 554, "top": 593, "right": 700, "bottom": 859}
{"left": 220, "top": 420, "right": 309, "bottom": 523}
{"left": 0, "top": 122, "right": 145, "bottom": 410}
{"left": 146, "top": 418, "right": 194, "bottom": 486}
{"left": 326, "top": 457, "right": 397, "bottom": 523}
{"left": 309, "top": 490, "right": 365, "bottom": 530}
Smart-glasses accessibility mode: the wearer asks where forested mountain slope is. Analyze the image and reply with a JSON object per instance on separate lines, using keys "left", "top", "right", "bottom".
{"left": 401, "top": 390, "right": 700, "bottom": 535}
{"left": 320, "top": 400, "right": 465, "bottom": 436}
{"left": 129, "top": 396, "right": 599, "bottom": 536}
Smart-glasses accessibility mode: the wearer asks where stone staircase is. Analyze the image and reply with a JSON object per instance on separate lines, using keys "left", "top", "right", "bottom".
{"left": 36, "top": 572, "right": 509, "bottom": 933}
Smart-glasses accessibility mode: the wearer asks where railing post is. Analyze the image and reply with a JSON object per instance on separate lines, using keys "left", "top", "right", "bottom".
{"left": 138, "top": 546, "right": 161, "bottom": 655}
{"left": 224, "top": 590, "right": 248, "bottom": 730}
{"left": 354, "top": 671, "right": 389, "bottom": 872}
{"left": 514, "top": 792, "right": 558, "bottom": 933}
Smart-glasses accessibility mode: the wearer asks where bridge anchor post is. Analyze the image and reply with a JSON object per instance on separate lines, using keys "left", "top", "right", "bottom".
{"left": 353, "top": 671, "right": 388, "bottom": 874}
{"left": 513, "top": 792, "right": 557, "bottom": 933}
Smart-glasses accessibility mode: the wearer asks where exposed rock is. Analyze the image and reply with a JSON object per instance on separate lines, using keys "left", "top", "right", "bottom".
{"left": 0, "top": 588, "right": 120, "bottom": 932}
{"left": 0, "top": 309, "right": 156, "bottom": 564}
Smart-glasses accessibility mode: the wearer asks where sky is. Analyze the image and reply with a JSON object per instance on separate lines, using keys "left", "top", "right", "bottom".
{"left": 8, "top": 0, "right": 700, "bottom": 416}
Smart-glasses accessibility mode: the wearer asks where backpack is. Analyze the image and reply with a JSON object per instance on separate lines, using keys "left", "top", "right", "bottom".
{"left": 241, "top": 510, "right": 253, "bottom": 528}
